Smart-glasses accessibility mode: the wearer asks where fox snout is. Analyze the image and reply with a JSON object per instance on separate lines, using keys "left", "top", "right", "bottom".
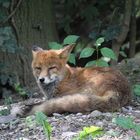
{"left": 39, "top": 77, "right": 45, "bottom": 83}
{"left": 38, "top": 74, "right": 59, "bottom": 85}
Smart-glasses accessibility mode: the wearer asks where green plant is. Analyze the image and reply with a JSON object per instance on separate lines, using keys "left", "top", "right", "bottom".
{"left": 0, "top": 96, "right": 12, "bottom": 116}
{"left": 112, "top": 116, "right": 140, "bottom": 136}
{"left": 73, "top": 126, "right": 103, "bottom": 140}
{"left": 35, "top": 112, "right": 52, "bottom": 140}
{"left": 0, "top": 108, "right": 10, "bottom": 116}
{"left": 133, "top": 84, "right": 140, "bottom": 96}
{"left": 49, "top": 35, "right": 117, "bottom": 67}
{"left": 49, "top": 35, "right": 79, "bottom": 65}
{"left": 119, "top": 44, "right": 128, "bottom": 58}
{"left": 83, "top": 37, "right": 117, "bottom": 67}
{"left": 14, "top": 83, "right": 28, "bottom": 97}
{"left": 4, "top": 96, "right": 13, "bottom": 105}
{"left": 25, "top": 116, "right": 36, "bottom": 128}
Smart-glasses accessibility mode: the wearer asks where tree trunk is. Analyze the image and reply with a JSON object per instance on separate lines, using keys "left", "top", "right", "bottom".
{"left": 111, "top": 0, "right": 132, "bottom": 65}
{"left": 128, "top": 1, "right": 136, "bottom": 58}
{"left": 0, "top": 0, "right": 59, "bottom": 91}
{"left": 14, "top": 0, "right": 59, "bottom": 48}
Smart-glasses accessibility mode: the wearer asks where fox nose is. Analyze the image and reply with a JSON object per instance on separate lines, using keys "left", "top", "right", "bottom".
{"left": 39, "top": 78, "right": 45, "bottom": 83}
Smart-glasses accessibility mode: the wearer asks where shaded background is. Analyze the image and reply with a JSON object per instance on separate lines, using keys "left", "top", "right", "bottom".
{"left": 0, "top": 0, "right": 140, "bottom": 101}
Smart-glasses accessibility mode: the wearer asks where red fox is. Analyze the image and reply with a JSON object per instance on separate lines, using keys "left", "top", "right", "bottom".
{"left": 21, "top": 44, "right": 131, "bottom": 116}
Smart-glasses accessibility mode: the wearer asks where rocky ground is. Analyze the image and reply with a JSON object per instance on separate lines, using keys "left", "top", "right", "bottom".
{"left": 0, "top": 99, "right": 140, "bottom": 140}
{"left": 0, "top": 58, "right": 140, "bottom": 140}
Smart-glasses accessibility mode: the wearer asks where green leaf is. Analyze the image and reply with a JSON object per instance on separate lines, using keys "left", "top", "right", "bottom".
{"left": 79, "top": 47, "right": 95, "bottom": 58}
{"left": 95, "top": 37, "right": 104, "bottom": 47}
{"left": 63, "top": 35, "right": 79, "bottom": 45}
{"left": 85, "top": 60, "right": 96, "bottom": 67}
{"left": 74, "top": 43, "right": 84, "bottom": 54}
{"left": 134, "top": 125, "right": 140, "bottom": 136}
{"left": 119, "top": 51, "right": 127, "bottom": 58}
{"left": 79, "top": 126, "right": 103, "bottom": 139}
{"left": 43, "top": 121, "right": 52, "bottom": 140}
{"left": 25, "top": 116, "right": 35, "bottom": 127}
{"left": 35, "top": 112, "right": 52, "bottom": 140}
{"left": 100, "top": 47, "right": 117, "bottom": 60}
{"left": 68, "top": 53, "right": 76, "bottom": 65}
{"left": 48, "top": 42, "right": 62, "bottom": 50}
{"left": 113, "top": 116, "right": 135, "bottom": 129}
{"left": 96, "top": 59, "right": 109, "bottom": 67}
{"left": 133, "top": 84, "right": 140, "bottom": 96}
{"left": 35, "top": 112, "right": 47, "bottom": 124}
{"left": 85, "top": 59, "right": 109, "bottom": 67}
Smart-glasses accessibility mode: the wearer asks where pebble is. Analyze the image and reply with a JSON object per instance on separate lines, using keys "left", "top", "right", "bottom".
{"left": 53, "top": 113, "right": 62, "bottom": 117}
{"left": 90, "top": 110, "right": 102, "bottom": 118}
{"left": 76, "top": 113, "right": 83, "bottom": 116}
{"left": 95, "top": 121, "right": 104, "bottom": 127}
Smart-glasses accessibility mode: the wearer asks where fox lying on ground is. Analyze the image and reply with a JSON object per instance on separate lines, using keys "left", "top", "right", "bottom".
{"left": 20, "top": 44, "right": 131, "bottom": 116}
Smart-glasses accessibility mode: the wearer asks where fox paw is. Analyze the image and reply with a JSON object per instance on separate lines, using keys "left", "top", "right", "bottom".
{"left": 11, "top": 104, "right": 33, "bottom": 117}
{"left": 11, "top": 99, "right": 43, "bottom": 117}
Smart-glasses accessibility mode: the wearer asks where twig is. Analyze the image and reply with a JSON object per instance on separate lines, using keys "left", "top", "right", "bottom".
{"left": 10, "top": 0, "right": 22, "bottom": 45}
{"left": 0, "top": 0, "right": 23, "bottom": 25}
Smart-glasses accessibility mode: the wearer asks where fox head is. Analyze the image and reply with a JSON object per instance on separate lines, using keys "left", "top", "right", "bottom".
{"left": 32, "top": 44, "right": 74, "bottom": 87}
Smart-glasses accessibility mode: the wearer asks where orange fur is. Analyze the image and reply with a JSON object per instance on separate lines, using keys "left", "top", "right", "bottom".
{"left": 25, "top": 45, "right": 131, "bottom": 116}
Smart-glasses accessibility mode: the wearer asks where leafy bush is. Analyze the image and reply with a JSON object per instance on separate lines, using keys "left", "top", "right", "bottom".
{"left": 49, "top": 35, "right": 116, "bottom": 67}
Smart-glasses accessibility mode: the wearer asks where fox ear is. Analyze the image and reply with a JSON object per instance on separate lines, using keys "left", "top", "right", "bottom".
{"left": 32, "top": 45, "right": 43, "bottom": 58}
{"left": 59, "top": 44, "right": 75, "bottom": 59}
{"left": 32, "top": 45, "right": 43, "bottom": 52}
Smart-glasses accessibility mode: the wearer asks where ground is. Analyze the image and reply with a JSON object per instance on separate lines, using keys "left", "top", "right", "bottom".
{"left": 0, "top": 58, "right": 140, "bottom": 140}
{"left": 0, "top": 100, "right": 140, "bottom": 140}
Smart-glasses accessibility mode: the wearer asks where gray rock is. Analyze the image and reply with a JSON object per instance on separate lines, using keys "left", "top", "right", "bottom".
{"left": 90, "top": 110, "right": 102, "bottom": 118}
{"left": 53, "top": 113, "right": 62, "bottom": 117}
{"left": 0, "top": 115, "right": 16, "bottom": 124}
{"left": 61, "top": 131, "right": 78, "bottom": 139}
{"left": 76, "top": 113, "right": 83, "bottom": 116}
{"left": 103, "top": 112, "right": 112, "bottom": 118}
{"left": 95, "top": 121, "right": 104, "bottom": 127}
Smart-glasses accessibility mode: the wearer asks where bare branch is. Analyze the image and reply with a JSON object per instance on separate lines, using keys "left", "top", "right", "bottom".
{"left": 111, "top": 0, "right": 132, "bottom": 65}
{"left": 0, "top": 0, "right": 23, "bottom": 25}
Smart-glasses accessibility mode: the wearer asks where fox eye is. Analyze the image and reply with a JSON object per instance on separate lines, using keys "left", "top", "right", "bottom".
{"left": 35, "top": 67, "right": 41, "bottom": 70}
{"left": 48, "top": 66, "right": 57, "bottom": 70}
